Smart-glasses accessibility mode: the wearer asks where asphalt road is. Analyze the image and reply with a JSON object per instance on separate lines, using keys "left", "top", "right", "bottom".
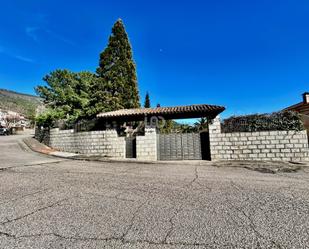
{"left": 1, "top": 135, "right": 309, "bottom": 248}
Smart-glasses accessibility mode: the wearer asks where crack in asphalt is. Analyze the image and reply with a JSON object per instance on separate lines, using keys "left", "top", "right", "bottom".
{"left": 0, "top": 196, "right": 149, "bottom": 245}
{"left": 0, "top": 160, "right": 67, "bottom": 174}
{"left": 0, "top": 189, "right": 50, "bottom": 205}
{"left": 162, "top": 205, "right": 183, "bottom": 244}
{"left": 66, "top": 166, "right": 207, "bottom": 246}
{"left": 83, "top": 192, "right": 136, "bottom": 203}
{"left": 0, "top": 163, "right": 301, "bottom": 248}
{"left": 119, "top": 166, "right": 142, "bottom": 174}
{"left": 162, "top": 166, "right": 203, "bottom": 244}
{"left": 183, "top": 166, "right": 199, "bottom": 188}
{"left": 0, "top": 230, "right": 215, "bottom": 247}
{"left": 229, "top": 181, "right": 283, "bottom": 249}
{"left": 192, "top": 166, "right": 199, "bottom": 185}
{"left": 0, "top": 198, "right": 69, "bottom": 226}
{"left": 120, "top": 199, "right": 149, "bottom": 241}
{"left": 0, "top": 167, "right": 12, "bottom": 173}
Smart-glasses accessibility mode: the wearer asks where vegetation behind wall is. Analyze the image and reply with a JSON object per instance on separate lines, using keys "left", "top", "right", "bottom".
{"left": 221, "top": 111, "right": 304, "bottom": 133}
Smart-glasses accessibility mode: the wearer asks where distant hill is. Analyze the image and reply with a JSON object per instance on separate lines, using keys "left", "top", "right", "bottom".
{"left": 0, "top": 89, "right": 42, "bottom": 117}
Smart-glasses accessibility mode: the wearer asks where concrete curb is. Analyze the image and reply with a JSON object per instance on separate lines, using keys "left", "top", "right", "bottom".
{"left": 23, "top": 137, "right": 80, "bottom": 159}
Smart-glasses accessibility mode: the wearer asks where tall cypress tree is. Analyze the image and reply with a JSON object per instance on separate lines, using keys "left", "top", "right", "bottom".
{"left": 96, "top": 19, "right": 140, "bottom": 110}
{"left": 144, "top": 91, "right": 151, "bottom": 108}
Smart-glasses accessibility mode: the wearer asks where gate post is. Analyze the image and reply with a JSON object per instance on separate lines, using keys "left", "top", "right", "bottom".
{"left": 208, "top": 116, "right": 222, "bottom": 161}
{"left": 136, "top": 126, "right": 157, "bottom": 161}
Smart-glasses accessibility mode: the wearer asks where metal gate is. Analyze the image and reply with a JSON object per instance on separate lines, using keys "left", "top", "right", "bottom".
{"left": 125, "top": 137, "right": 136, "bottom": 158}
{"left": 157, "top": 133, "right": 202, "bottom": 160}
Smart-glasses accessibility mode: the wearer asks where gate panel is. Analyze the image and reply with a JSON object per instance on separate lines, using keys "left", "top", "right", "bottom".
{"left": 158, "top": 133, "right": 202, "bottom": 160}
{"left": 125, "top": 137, "right": 136, "bottom": 158}
{"left": 200, "top": 132, "right": 211, "bottom": 160}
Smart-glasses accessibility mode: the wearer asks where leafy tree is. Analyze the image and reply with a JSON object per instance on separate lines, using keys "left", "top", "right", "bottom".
{"left": 87, "top": 77, "right": 123, "bottom": 116}
{"left": 96, "top": 19, "right": 140, "bottom": 110}
{"left": 35, "top": 108, "right": 65, "bottom": 127}
{"left": 35, "top": 19, "right": 143, "bottom": 127}
{"left": 159, "top": 120, "right": 200, "bottom": 134}
{"left": 144, "top": 92, "right": 151, "bottom": 108}
{"left": 35, "top": 69, "right": 96, "bottom": 126}
{"left": 194, "top": 117, "right": 209, "bottom": 132}
{"left": 179, "top": 123, "right": 196, "bottom": 133}
{"left": 159, "top": 119, "right": 174, "bottom": 133}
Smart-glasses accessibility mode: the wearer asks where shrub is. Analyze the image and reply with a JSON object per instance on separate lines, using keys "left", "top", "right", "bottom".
{"left": 221, "top": 111, "right": 304, "bottom": 133}
{"left": 35, "top": 109, "right": 65, "bottom": 128}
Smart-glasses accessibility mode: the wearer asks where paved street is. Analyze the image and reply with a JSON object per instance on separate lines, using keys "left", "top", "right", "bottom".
{"left": 1, "top": 135, "right": 309, "bottom": 248}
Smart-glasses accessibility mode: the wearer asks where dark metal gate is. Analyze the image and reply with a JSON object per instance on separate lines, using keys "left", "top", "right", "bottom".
{"left": 200, "top": 132, "right": 211, "bottom": 160}
{"left": 125, "top": 137, "right": 136, "bottom": 158}
{"left": 157, "top": 133, "right": 203, "bottom": 160}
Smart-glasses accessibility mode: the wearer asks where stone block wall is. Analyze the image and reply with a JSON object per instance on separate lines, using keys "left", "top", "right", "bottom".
{"left": 209, "top": 117, "right": 309, "bottom": 161}
{"left": 40, "top": 128, "right": 125, "bottom": 159}
{"left": 136, "top": 127, "right": 157, "bottom": 160}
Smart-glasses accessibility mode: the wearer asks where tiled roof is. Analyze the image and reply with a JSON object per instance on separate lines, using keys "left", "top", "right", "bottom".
{"left": 97, "top": 104, "right": 225, "bottom": 120}
{"left": 284, "top": 102, "right": 309, "bottom": 116}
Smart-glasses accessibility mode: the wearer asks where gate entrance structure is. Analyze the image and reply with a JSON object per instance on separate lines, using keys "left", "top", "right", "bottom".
{"left": 97, "top": 104, "right": 225, "bottom": 161}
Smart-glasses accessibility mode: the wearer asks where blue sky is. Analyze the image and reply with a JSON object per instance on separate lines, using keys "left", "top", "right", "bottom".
{"left": 0, "top": 0, "right": 309, "bottom": 118}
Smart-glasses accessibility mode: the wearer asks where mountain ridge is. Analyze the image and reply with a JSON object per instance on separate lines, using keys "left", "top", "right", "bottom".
{"left": 0, "top": 88, "right": 42, "bottom": 117}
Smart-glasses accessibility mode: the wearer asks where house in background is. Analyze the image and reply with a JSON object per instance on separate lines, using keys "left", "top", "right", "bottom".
{"left": 0, "top": 109, "right": 30, "bottom": 129}
{"left": 0, "top": 110, "right": 5, "bottom": 127}
{"left": 285, "top": 92, "right": 309, "bottom": 130}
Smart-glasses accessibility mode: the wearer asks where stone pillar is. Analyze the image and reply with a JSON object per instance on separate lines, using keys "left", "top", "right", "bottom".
{"left": 136, "top": 126, "right": 157, "bottom": 161}
{"left": 208, "top": 116, "right": 222, "bottom": 161}
{"left": 209, "top": 116, "right": 221, "bottom": 135}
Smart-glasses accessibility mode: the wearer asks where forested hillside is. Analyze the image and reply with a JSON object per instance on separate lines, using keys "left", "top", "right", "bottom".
{"left": 0, "top": 89, "right": 42, "bottom": 117}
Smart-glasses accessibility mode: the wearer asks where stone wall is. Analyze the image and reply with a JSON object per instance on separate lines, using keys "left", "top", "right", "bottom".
{"left": 38, "top": 128, "right": 125, "bottom": 159}
{"left": 36, "top": 118, "right": 309, "bottom": 162}
{"left": 136, "top": 127, "right": 157, "bottom": 160}
{"left": 209, "top": 117, "right": 309, "bottom": 161}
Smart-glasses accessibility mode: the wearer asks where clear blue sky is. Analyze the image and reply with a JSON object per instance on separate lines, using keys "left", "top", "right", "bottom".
{"left": 0, "top": 0, "right": 309, "bottom": 118}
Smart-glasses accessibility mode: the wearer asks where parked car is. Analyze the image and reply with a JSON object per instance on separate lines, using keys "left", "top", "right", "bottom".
{"left": 0, "top": 127, "right": 9, "bottom": 135}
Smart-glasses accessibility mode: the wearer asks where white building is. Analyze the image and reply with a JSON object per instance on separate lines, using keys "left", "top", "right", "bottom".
{"left": 0, "top": 109, "right": 30, "bottom": 128}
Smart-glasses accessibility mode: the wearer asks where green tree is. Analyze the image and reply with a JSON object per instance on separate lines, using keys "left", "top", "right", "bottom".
{"left": 96, "top": 19, "right": 140, "bottom": 110}
{"left": 35, "top": 69, "right": 96, "bottom": 126}
{"left": 87, "top": 77, "right": 123, "bottom": 116}
{"left": 35, "top": 108, "right": 65, "bottom": 127}
{"left": 194, "top": 117, "right": 209, "bottom": 132}
{"left": 159, "top": 119, "right": 174, "bottom": 133}
{"left": 144, "top": 92, "right": 151, "bottom": 108}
